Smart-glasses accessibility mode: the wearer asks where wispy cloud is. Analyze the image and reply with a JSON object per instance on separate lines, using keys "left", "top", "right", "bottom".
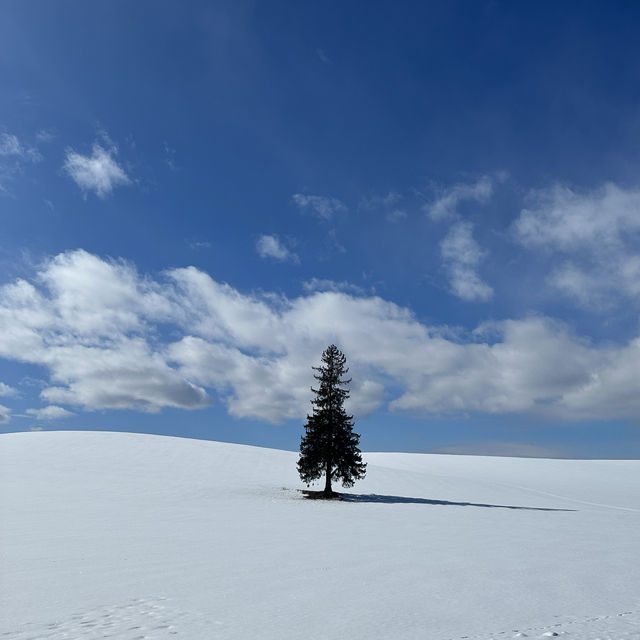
{"left": 256, "top": 234, "right": 299, "bottom": 263}
{"left": 358, "top": 191, "right": 408, "bottom": 222}
{"left": 164, "top": 143, "right": 177, "bottom": 170}
{"left": 26, "top": 405, "right": 74, "bottom": 420}
{"left": 359, "top": 191, "right": 401, "bottom": 211}
{"left": 292, "top": 194, "right": 347, "bottom": 220}
{"left": 188, "top": 240, "right": 212, "bottom": 250}
{"left": 1, "top": 249, "right": 640, "bottom": 423}
{"left": 425, "top": 175, "right": 495, "bottom": 220}
{"left": 316, "top": 48, "right": 331, "bottom": 64}
{"left": 386, "top": 209, "right": 407, "bottom": 222}
{"left": 0, "top": 404, "right": 10, "bottom": 424}
{"left": 0, "top": 133, "right": 24, "bottom": 156}
{"left": 35, "top": 129, "right": 56, "bottom": 143}
{"left": 514, "top": 182, "right": 640, "bottom": 308}
{"left": 302, "top": 278, "right": 366, "bottom": 295}
{"left": 0, "top": 132, "right": 42, "bottom": 192}
{"left": 440, "top": 221, "right": 493, "bottom": 301}
{"left": 0, "top": 132, "right": 42, "bottom": 161}
{"left": 63, "top": 138, "right": 131, "bottom": 198}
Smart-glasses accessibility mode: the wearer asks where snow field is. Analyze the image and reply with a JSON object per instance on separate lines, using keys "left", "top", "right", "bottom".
{"left": 1, "top": 431, "right": 639, "bottom": 639}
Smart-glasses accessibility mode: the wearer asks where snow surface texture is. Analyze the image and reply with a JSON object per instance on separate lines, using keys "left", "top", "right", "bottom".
{"left": 1, "top": 431, "right": 639, "bottom": 640}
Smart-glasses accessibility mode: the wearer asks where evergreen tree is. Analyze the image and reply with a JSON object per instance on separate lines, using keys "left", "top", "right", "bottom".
{"left": 298, "top": 344, "right": 366, "bottom": 496}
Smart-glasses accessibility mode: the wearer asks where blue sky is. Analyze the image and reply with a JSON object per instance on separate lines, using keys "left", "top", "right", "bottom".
{"left": 2, "top": 1, "right": 640, "bottom": 458}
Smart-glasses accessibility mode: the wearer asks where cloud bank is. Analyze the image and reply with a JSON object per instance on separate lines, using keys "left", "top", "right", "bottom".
{"left": 1, "top": 250, "right": 639, "bottom": 423}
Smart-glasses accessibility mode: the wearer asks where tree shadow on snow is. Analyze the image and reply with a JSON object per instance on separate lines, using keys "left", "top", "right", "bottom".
{"left": 340, "top": 493, "right": 575, "bottom": 511}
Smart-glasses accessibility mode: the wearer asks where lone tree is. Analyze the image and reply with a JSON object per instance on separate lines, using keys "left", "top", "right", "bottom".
{"left": 298, "top": 344, "right": 366, "bottom": 497}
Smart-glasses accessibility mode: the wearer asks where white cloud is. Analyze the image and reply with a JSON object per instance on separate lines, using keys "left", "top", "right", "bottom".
{"left": 188, "top": 240, "right": 211, "bottom": 250}
{"left": 0, "top": 132, "right": 42, "bottom": 192}
{"left": 0, "top": 250, "right": 210, "bottom": 414}
{"left": 440, "top": 221, "right": 493, "bottom": 301}
{"left": 358, "top": 192, "right": 407, "bottom": 222}
{"left": 514, "top": 183, "right": 640, "bottom": 308}
{"left": 558, "top": 336, "right": 640, "bottom": 420}
{"left": 0, "top": 133, "right": 41, "bottom": 161}
{"left": 38, "top": 343, "right": 210, "bottom": 412}
{"left": 0, "top": 404, "right": 10, "bottom": 424}
{"left": 35, "top": 129, "right": 56, "bottom": 143}
{"left": 0, "top": 382, "right": 16, "bottom": 397}
{"left": 292, "top": 194, "right": 346, "bottom": 220}
{"left": 302, "top": 279, "right": 366, "bottom": 296}
{"left": 0, "top": 133, "right": 23, "bottom": 156}
{"left": 63, "top": 142, "right": 130, "bottom": 198}
{"left": 426, "top": 175, "right": 494, "bottom": 220}
{"left": 26, "top": 405, "right": 74, "bottom": 420}
{"left": 256, "top": 235, "right": 299, "bottom": 263}
{"left": 1, "top": 250, "right": 640, "bottom": 423}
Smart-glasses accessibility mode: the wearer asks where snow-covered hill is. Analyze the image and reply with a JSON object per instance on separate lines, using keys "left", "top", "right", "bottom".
{"left": 1, "top": 431, "right": 639, "bottom": 640}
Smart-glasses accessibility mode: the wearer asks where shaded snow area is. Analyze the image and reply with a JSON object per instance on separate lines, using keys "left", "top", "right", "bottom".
{"left": 1, "top": 432, "right": 639, "bottom": 640}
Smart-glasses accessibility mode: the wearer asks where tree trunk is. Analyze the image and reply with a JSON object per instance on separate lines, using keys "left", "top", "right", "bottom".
{"left": 324, "top": 460, "right": 332, "bottom": 496}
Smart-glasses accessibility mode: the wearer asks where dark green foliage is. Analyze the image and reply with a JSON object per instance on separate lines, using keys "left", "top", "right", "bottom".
{"left": 298, "top": 345, "right": 367, "bottom": 496}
